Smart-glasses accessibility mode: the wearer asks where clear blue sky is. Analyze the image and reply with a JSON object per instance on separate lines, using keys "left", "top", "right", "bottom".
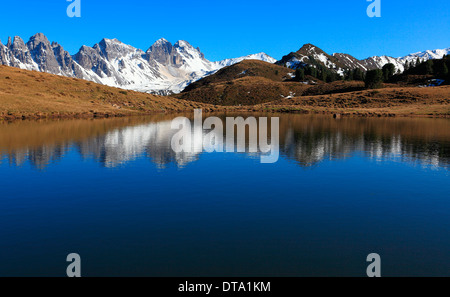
{"left": 1, "top": 0, "right": 449, "bottom": 61}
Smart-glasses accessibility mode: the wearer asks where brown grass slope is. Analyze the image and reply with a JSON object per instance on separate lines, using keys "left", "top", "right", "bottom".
{"left": 0, "top": 65, "right": 217, "bottom": 120}
{"left": 178, "top": 76, "right": 312, "bottom": 106}
{"left": 177, "top": 59, "right": 372, "bottom": 106}
{"left": 257, "top": 86, "right": 450, "bottom": 117}
{"left": 177, "top": 60, "right": 314, "bottom": 105}
{"left": 1, "top": 64, "right": 449, "bottom": 120}
{"left": 176, "top": 58, "right": 450, "bottom": 116}
{"left": 184, "top": 59, "right": 294, "bottom": 90}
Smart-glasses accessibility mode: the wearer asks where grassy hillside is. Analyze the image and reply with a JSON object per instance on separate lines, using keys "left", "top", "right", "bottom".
{"left": 177, "top": 60, "right": 370, "bottom": 105}
{"left": 183, "top": 59, "right": 295, "bottom": 91}
{"left": 178, "top": 60, "right": 309, "bottom": 105}
{"left": 1, "top": 64, "right": 449, "bottom": 120}
{"left": 178, "top": 76, "right": 311, "bottom": 106}
{"left": 257, "top": 86, "right": 450, "bottom": 117}
{"left": 0, "top": 65, "right": 217, "bottom": 120}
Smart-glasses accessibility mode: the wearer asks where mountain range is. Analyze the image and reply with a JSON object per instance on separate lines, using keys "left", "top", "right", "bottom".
{"left": 278, "top": 43, "right": 450, "bottom": 75}
{"left": 0, "top": 33, "right": 275, "bottom": 95}
{"left": 0, "top": 33, "right": 448, "bottom": 94}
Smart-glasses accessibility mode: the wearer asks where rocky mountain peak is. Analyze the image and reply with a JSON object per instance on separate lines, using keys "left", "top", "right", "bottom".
{"left": 27, "top": 33, "right": 51, "bottom": 51}
{"left": 147, "top": 38, "right": 173, "bottom": 53}
{"left": 332, "top": 53, "right": 369, "bottom": 71}
{"left": 26, "top": 33, "right": 61, "bottom": 73}
{"left": 102, "top": 38, "right": 120, "bottom": 43}
{"left": 96, "top": 38, "right": 140, "bottom": 60}
{"left": 146, "top": 38, "right": 178, "bottom": 66}
{"left": 12, "top": 36, "right": 27, "bottom": 51}
{"left": 298, "top": 43, "right": 315, "bottom": 49}
{"left": 174, "top": 40, "right": 207, "bottom": 62}
{"left": 297, "top": 43, "right": 326, "bottom": 56}
{"left": 153, "top": 38, "right": 170, "bottom": 45}
{"left": 8, "top": 36, "right": 35, "bottom": 67}
{"left": 77, "top": 45, "right": 92, "bottom": 53}
{"left": 277, "top": 43, "right": 342, "bottom": 70}
{"left": 28, "top": 33, "right": 48, "bottom": 43}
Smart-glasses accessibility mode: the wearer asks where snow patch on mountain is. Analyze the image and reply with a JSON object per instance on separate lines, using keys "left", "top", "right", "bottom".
{"left": 214, "top": 52, "right": 276, "bottom": 68}
{"left": 362, "top": 48, "right": 450, "bottom": 73}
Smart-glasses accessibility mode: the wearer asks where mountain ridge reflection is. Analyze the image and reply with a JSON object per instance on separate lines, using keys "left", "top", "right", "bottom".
{"left": 0, "top": 114, "right": 449, "bottom": 170}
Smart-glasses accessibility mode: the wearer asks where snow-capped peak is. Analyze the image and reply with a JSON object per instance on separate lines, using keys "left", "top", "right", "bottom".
{"left": 101, "top": 38, "right": 121, "bottom": 43}
{"left": 213, "top": 52, "right": 276, "bottom": 68}
{"left": 174, "top": 40, "right": 193, "bottom": 48}
{"left": 402, "top": 48, "right": 450, "bottom": 61}
{"left": 360, "top": 47, "right": 450, "bottom": 73}
{"left": 154, "top": 37, "right": 169, "bottom": 44}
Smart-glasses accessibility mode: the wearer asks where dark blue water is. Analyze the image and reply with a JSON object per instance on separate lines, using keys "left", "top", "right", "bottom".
{"left": 0, "top": 114, "right": 449, "bottom": 276}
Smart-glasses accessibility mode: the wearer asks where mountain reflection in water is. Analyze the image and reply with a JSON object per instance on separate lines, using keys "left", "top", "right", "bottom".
{"left": 0, "top": 114, "right": 449, "bottom": 170}
{"left": 1, "top": 113, "right": 450, "bottom": 277}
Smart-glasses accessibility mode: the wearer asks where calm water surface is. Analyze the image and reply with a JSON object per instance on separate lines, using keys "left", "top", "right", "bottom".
{"left": 0, "top": 114, "right": 449, "bottom": 276}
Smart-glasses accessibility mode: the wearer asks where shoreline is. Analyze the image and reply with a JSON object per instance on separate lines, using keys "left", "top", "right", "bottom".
{"left": 2, "top": 105, "right": 449, "bottom": 122}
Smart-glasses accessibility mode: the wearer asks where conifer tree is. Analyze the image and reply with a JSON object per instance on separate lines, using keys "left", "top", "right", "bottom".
{"left": 295, "top": 68, "right": 305, "bottom": 81}
{"left": 365, "top": 69, "right": 383, "bottom": 89}
{"left": 382, "top": 63, "right": 396, "bottom": 81}
{"left": 425, "top": 60, "right": 434, "bottom": 74}
{"left": 353, "top": 68, "right": 364, "bottom": 81}
{"left": 404, "top": 61, "right": 409, "bottom": 71}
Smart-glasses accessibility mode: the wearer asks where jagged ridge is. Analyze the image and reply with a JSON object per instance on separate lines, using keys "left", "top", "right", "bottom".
{"left": 0, "top": 33, "right": 276, "bottom": 95}
{"left": 277, "top": 43, "right": 450, "bottom": 74}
